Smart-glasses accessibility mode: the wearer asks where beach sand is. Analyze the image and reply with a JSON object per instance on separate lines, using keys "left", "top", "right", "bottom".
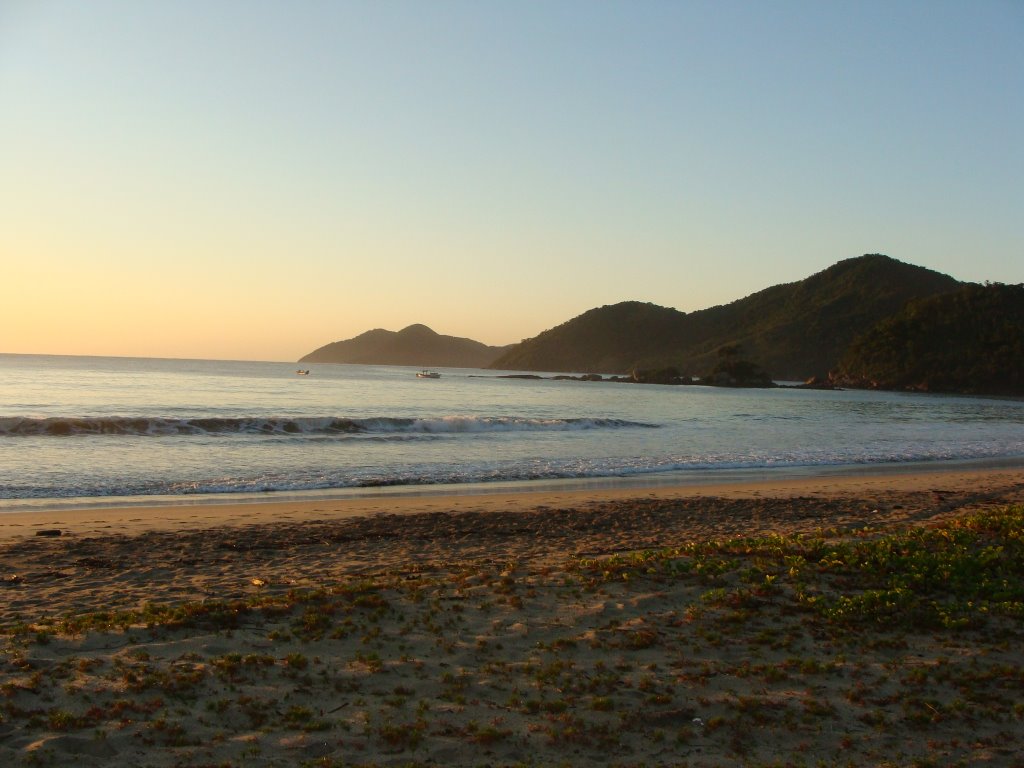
{"left": 2, "top": 466, "right": 1023, "bottom": 766}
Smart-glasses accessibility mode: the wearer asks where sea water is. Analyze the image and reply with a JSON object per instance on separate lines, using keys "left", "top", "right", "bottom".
{"left": 1, "top": 354, "right": 1023, "bottom": 510}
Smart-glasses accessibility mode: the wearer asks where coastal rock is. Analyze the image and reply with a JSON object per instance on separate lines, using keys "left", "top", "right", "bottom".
{"left": 702, "top": 351, "right": 775, "bottom": 388}
{"left": 792, "top": 375, "right": 837, "bottom": 390}
{"left": 630, "top": 367, "right": 691, "bottom": 385}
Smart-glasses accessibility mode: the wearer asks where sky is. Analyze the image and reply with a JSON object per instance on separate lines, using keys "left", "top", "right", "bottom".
{"left": 1, "top": 1, "right": 1021, "bottom": 362}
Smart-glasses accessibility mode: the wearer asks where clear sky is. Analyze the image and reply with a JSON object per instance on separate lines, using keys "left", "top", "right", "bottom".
{"left": 2, "top": 1, "right": 1021, "bottom": 361}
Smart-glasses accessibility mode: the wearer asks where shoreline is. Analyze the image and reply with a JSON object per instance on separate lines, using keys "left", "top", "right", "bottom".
{"left": 2, "top": 462, "right": 1023, "bottom": 542}
{"left": 5, "top": 457, "right": 1024, "bottom": 518}
{"left": 5, "top": 454, "right": 1023, "bottom": 511}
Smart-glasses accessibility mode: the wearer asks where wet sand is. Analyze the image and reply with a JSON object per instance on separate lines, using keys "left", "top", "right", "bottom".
{"left": 1, "top": 467, "right": 1021, "bottom": 622}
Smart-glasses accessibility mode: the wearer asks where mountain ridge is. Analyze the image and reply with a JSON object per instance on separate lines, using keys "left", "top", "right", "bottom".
{"left": 299, "top": 255, "right": 991, "bottom": 383}
{"left": 299, "top": 324, "right": 511, "bottom": 368}
{"left": 486, "top": 254, "right": 963, "bottom": 379}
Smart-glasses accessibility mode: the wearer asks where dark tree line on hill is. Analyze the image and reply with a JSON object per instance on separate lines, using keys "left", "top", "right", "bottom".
{"left": 831, "top": 283, "right": 1024, "bottom": 395}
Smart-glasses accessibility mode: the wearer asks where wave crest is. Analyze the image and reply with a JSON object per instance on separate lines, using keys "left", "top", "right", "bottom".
{"left": 0, "top": 415, "right": 658, "bottom": 437}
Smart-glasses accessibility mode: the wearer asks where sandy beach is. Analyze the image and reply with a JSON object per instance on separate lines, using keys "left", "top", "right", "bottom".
{"left": 2, "top": 466, "right": 1024, "bottom": 766}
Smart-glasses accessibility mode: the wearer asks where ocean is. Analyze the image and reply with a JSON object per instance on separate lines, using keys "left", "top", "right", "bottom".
{"left": 1, "top": 354, "right": 1022, "bottom": 511}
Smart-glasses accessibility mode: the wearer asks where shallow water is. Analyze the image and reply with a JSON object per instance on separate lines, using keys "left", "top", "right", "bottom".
{"left": 1, "top": 354, "right": 1022, "bottom": 508}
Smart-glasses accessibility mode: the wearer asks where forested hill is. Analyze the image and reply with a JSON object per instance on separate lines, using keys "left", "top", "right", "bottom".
{"left": 487, "top": 254, "right": 962, "bottom": 380}
{"left": 488, "top": 302, "right": 692, "bottom": 375}
{"left": 831, "top": 283, "right": 1024, "bottom": 395}
{"left": 300, "top": 324, "right": 510, "bottom": 368}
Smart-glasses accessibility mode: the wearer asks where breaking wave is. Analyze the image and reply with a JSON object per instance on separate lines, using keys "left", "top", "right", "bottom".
{"left": 0, "top": 415, "right": 659, "bottom": 438}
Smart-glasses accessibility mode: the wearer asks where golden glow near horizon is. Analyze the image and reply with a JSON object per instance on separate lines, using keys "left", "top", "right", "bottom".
{"left": 2, "top": 3, "right": 1021, "bottom": 361}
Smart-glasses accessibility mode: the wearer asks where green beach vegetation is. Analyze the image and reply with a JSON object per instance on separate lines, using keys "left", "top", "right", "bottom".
{"left": 2, "top": 505, "right": 1023, "bottom": 766}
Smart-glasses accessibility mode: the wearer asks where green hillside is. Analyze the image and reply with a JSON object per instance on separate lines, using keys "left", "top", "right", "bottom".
{"left": 300, "top": 324, "right": 510, "bottom": 368}
{"left": 489, "top": 255, "right": 962, "bottom": 379}
{"left": 831, "top": 283, "right": 1024, "bottom": 395}
{"left": 487, "top": 301, "right": 692, "bottom": 374}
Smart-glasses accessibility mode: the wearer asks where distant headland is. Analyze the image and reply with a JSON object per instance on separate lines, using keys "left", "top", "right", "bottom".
{"left": 300, "top": 255, "right": 1024, "bottom": 395}
{"left": 299, "top": 323, "right": 511, "bottom": 368}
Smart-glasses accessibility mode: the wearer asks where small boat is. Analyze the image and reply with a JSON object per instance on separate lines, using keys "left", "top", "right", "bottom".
{"left": 416, "top": 369, "right": 441, "bottom": 379}
{"left": 295, "top": 369, "right": 310, "bottom": 376}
